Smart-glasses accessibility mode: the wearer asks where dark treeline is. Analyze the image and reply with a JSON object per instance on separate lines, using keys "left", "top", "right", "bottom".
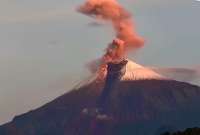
{"left": 161, "top": 127, "right": 200, "bottom": 135}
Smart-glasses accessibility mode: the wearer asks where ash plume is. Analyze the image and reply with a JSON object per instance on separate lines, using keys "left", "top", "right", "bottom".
{"left": 77, "top": 0, "right": 200, "bottom": 83}
{"left": 77, "top": 0, "right": 144, "bottom": 64}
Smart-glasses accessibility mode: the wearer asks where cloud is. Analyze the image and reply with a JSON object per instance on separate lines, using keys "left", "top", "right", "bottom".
{"left": 151, "top": 67, "right": 200, "bottom": 82}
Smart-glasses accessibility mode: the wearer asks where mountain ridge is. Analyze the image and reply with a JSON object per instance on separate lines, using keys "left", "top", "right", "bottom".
{"left": 1, "top": 79, "right": 200, "bottom": 135}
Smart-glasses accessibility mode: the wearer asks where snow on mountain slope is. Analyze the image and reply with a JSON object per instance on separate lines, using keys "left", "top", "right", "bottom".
{"left": 121, "top": 60, "right": 164, "bottom": 81}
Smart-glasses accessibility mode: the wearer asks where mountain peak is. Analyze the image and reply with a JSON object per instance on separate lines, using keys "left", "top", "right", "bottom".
{"left": 121, "top": 60, "right": 164, "bottom": 81}
{"left": 0, "top": 60, "right": 200, "bottom": 135}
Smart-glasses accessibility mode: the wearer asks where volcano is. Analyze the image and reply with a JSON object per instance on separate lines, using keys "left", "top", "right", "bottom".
{"left": 1, "top": 60, "right": 200, "bottom": 135}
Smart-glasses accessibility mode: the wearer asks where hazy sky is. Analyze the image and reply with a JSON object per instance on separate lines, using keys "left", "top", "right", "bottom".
{"left": 0, "top": 0, "right": 199, "bottom": 124}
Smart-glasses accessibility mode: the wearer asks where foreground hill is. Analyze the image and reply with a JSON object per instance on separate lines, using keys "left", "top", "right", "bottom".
{"left": 0, "top": 79, "right": 200, "bottom": 135}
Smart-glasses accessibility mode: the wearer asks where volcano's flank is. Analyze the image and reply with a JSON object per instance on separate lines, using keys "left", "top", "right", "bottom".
{"left": 0, "top": 60, "right": 200, "bottom": 135}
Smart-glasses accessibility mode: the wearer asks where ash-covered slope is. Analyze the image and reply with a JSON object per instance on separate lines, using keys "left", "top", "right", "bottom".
{"left": 0, "top": 80, "right": 200, "bottom": 135}
{"left": 1, "top": 61, "right": 200, "bottom": 135}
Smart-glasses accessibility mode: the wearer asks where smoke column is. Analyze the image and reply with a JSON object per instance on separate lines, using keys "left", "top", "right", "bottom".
{"left": 77, "top": 0, "right": 144, "bottom": 66}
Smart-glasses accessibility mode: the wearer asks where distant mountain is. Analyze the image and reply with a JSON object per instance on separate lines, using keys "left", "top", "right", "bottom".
{"left": 1, "top": 60, "right": 200, "bottom": 135}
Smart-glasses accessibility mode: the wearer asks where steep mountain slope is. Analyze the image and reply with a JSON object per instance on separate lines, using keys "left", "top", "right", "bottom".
{"left": 0, "top": 79, "right": 200, "bottom": 135}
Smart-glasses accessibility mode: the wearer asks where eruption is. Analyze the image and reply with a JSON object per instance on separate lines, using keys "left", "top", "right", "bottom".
{"left": 0, "top": 2, "right": 200, "bottom": 135}
{"left": 77, "top": 0, "right": 200, "bottom": 83}
{"left": 78, "top": 0, "right": 144, "bottom": 65}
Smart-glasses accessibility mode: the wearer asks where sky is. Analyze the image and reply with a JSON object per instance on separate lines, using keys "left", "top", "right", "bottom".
{"left": 0, "top": 0, "right": 199, "bottom": 125}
